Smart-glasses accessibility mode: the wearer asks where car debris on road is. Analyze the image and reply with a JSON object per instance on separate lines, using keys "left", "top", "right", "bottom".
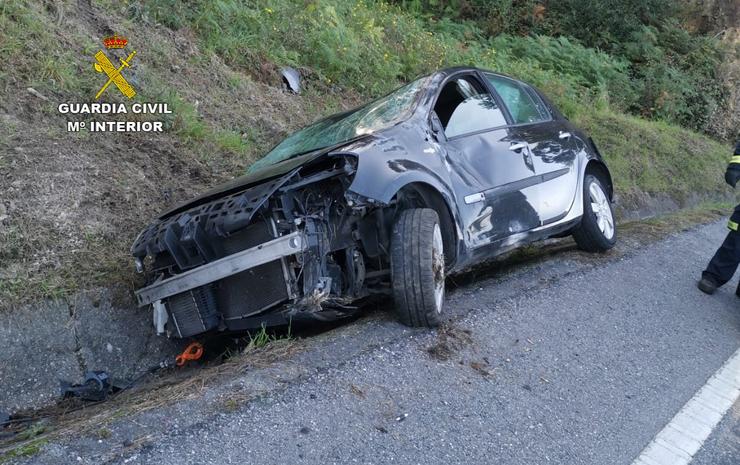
{"left": 60, "top": 371, "right": 124, "bottom": 402}
{"left": 58, "top": 342, "right": 205, "bottom": 403}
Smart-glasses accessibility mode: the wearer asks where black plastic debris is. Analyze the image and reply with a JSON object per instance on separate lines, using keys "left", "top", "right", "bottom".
{"left": 0, "top": 411, "right": 12, "bottom": 439}
{"left": 59, "top": 371, "right": 124, "bottom": 402}
{"left": 281, "top": 66, "right": 301, "bottom": 93}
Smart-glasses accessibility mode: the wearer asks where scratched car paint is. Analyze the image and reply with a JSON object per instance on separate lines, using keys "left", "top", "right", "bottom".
{"left": 131, "top": 67, "right": 616, "bottom": 338}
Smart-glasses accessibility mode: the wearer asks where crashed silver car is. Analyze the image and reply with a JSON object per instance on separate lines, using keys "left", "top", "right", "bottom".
{"left": 131, "top": 67, "right": 616, "bottom": 338}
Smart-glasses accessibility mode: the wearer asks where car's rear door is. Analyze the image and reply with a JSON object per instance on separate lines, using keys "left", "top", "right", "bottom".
{"left": 483, "top": 73, "right": 579, "bottom": 225}
{"left": 432, "top": 72, "right": 541, "bottom": 248}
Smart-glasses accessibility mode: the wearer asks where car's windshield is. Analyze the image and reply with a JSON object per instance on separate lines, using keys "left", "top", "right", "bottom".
{"left": 247, "top": 76, "right": 428, "bottom": 173}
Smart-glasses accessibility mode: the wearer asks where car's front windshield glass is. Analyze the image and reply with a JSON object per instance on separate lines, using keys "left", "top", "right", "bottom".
{"left": 247, "top": 76, "right": 428, "bottom": 173}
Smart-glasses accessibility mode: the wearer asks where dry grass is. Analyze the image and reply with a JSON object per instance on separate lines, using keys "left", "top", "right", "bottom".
{"left": 0, "top": 338, "right": 302, "bottom": 459}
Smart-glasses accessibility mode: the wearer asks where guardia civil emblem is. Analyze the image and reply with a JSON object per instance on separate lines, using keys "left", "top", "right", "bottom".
{"left": 93, "top": 34, "right": 137, "bottom": 99}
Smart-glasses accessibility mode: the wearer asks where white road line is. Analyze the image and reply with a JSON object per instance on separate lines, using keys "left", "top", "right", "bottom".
{"left": 631, "top": 348, "right": 740, "bottom": 465}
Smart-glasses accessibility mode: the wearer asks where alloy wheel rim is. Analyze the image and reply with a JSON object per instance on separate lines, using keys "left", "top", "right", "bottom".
{"left": 589, "top": 181, "right": 614, "bottom": 240}
{"left": 432, "top": 223, "right": 445, "bottom": 312}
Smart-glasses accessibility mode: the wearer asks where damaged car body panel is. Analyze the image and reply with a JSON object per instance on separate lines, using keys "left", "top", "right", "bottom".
{"left": 132, "top": 67, "right": 615, "bottom": 338}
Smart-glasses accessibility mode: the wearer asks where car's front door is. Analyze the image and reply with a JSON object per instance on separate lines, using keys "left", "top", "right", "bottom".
{"left": 433, "top": 73, "right": 541, "bottom": 248}
{"left": 484, "top": 73, "right": 579, "bottom": 224}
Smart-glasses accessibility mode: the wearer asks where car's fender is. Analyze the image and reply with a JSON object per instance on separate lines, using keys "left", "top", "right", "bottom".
{"left": 338, "top": 128, "right": 467, "bottom": 267}
{"left": 551, "top": 131, "right": 613, "bottom": 227}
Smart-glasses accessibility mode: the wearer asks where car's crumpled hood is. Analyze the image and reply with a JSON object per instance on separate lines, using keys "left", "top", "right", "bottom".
{"left": 158, "top": 135, "right": 375, "bottom": 220}
{"left": 159, "top": 151, "right": 320, "bottom": 220}
{"left": 131, "top": 135, "right": 380, "bottom": 260}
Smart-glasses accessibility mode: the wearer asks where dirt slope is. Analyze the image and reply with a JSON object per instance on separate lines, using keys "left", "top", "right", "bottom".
{"left": 0, "top": 1, "right": 359, "bottom": 308}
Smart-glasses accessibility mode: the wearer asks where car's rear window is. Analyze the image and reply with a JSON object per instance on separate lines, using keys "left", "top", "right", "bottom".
{"left": 485, "top": 73, "right": 551, "bottom": 125}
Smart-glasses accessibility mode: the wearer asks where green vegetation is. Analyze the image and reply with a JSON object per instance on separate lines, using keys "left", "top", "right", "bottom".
{"left": 135, "top": 0, "right": 612, "bottom": 107}
{"left": 2, "top": 0, "right": 733, "bottom": 162}
{"left": 243, "top": 324, "right": 293, "bottom": 352}
{"left": 132, "top": 0, "right": 733, "bottom": 196}
{"left": 133, "top": 0, "right": 733, "bottom": 136}
{"left": 0, "top": 438, "right": 47, "bottom": 463}
{"left": 394, "top": 0, "right": 732, "bottom": 136}
{"left": 574, "top": 110, "right": 731, "bottom": 205}
{"left": 0, "top": 421, "right": 48, "bottom": 463}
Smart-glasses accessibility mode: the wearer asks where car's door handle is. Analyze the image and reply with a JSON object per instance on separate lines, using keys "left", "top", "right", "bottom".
{"left": 558, "top": 131, "right": 571, "bottom": 140}
{"left": 509, "top": 142, "right": 528, "bottom": 152}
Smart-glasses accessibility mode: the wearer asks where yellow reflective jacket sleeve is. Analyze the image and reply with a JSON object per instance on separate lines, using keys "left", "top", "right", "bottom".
{"left": 724, "top": 142, "right": 740, "bottom": 188}
{"left": 727, "top": 142, "right": 740, "bottom": 231}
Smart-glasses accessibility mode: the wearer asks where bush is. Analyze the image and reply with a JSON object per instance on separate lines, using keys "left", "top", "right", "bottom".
{"left": 489, "top": 35, "right": 637, "bottom": 111}
{"left": 137, "top": 0, "right": 733, "bottom": 204}
{"left": 620, "top": 22, "right": 727, "bottom": 132}
{"left": 391, "top": 0, "right": 731, "bottom": 138}
{"left": 134, "top": 0, "right": 730, "bottom": 138}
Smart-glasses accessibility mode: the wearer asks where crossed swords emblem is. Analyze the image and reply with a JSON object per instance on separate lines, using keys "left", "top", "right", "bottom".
{"left": 93, "top": 49, "right": 137, "bottom": 99}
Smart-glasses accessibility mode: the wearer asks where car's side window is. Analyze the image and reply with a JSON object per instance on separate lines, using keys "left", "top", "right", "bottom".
{"left": 523, "top": 86, "right": 552, "bottom": 120}
{"left": 485, "top": 73, "right": 550, "bottom": 125}
{"left": 433, "top": 76, "right": 507, "bottom": 138}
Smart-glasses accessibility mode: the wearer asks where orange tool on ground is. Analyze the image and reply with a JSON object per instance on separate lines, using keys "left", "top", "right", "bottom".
{"left": 175, "top": 342, "right": 204, "bottom": 367}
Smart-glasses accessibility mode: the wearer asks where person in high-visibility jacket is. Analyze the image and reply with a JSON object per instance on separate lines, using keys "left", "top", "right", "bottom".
{"left": 698, "top": 141, "right": 740, "bottom": 295}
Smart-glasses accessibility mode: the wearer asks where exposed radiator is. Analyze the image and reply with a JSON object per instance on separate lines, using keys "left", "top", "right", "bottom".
{"left": 163, "top": 219, "right": 290, "bottom": 336}
{"left": 217, "top": 220, "right": 290, "bottom": 328}
{"left": 165, "top": 285, "right": 219, "bottom": 338}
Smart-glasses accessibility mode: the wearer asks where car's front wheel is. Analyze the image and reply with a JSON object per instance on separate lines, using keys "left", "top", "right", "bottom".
{"left": 572, "top": 174, "right": 617, "bottom": 252}
{"left": 390, "top": 208, "right": 445, "bottom": 327}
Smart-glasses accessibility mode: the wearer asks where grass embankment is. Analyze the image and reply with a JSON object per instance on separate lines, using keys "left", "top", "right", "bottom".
{"left": 0, "top": 0, "right": 733, "bottom": 308}
{"left": 576, "top": 111, "right": 732, "bottom": 209}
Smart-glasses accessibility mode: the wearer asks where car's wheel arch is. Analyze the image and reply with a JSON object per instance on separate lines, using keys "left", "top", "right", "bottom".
{"left": 584, "top": 159, "right": 613, "bottom": 201}
{"left": 390, "top": 181, "right": 461, "bottom": 268}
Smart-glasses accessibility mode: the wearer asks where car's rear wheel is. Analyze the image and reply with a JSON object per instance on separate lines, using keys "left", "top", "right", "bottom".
{"left": 572, "top": 174, "right": 616, "bottom": 252}
{"left": 390, "top": 208, "right": 445, "bottom": 327}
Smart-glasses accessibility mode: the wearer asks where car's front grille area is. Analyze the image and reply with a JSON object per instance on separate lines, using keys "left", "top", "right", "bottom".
{"left": 156, "top": 218, "right": 292, "bottom": 337}
{"left": 131, "top": 172, "right": 298, "bottom": 264}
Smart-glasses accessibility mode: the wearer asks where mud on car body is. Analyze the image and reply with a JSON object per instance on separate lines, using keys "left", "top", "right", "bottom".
{"left": 131, "top": 67, "right": 616, "bottom": 338}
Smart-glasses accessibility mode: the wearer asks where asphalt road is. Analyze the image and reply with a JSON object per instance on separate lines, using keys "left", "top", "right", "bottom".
{"left": 17, "top": 220, "right": 740, "bottom": 464}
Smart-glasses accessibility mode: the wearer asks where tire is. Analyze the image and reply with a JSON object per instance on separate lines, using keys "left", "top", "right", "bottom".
{"left": 390, "top": 208, "right": 445, "bottom": 327}
{"left": 572, "top": 173, "right": 617, "bottom": 252}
